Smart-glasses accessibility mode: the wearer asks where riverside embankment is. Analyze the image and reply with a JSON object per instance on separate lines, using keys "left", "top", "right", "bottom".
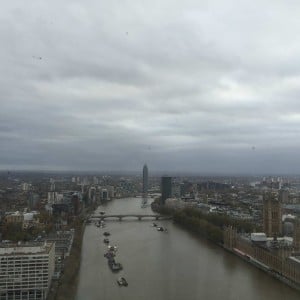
{"left": 76, "top": 197, "right": 300, "bottom": 300}
{"left": 48, "top": 204, "right": 98, "bottom": 300}
{"left": 47, "top": 218, "right": 85, "bottom": 300}
{"left": 153, "top": 203, "right": 300, "bottom": 294}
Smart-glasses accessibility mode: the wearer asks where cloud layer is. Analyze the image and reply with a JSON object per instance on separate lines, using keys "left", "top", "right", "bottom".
{"left": 1, "top": 0, "right": 300, "bottom": 174}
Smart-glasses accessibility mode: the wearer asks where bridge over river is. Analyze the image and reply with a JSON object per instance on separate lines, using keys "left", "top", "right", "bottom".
{"left": 89, "top": 214, "right": 172, "bottom": 221}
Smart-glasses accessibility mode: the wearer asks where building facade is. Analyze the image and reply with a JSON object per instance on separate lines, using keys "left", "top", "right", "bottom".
{"left": 161, "top": 176, "right": 172, "bottom": 205}
{"left": 0, "top": 242, "right": 55, "bottom": 300}
{"left": 294, "top": 218, "right": 300, "bottom": 251}
{"left": 223, "top": 227, "right": 300, "bottom": 286}
{"left": 263, "top": 193, "right": 282, "bottom": 237}
{"left": 279, "top": 189, "right": 289, "bottom": 203}
{"left": 5, "top": 213, "right": 24, "bottom": 224}
{"left": 142, "top": 164, "right": 148, "bottom": 196}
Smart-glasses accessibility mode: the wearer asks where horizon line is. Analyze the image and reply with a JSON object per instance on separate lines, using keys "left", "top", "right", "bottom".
{"left": 1, "top": 169, "right": 300, "bottom": 177}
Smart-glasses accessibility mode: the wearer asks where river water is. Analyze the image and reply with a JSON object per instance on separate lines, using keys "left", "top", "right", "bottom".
{"left": 76, "top": 197, "right": 300, "bottom": 300}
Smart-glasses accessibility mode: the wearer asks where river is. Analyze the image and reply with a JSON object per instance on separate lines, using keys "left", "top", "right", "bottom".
{"left": 76, "top": 197, "right": 300, "bottom": 300}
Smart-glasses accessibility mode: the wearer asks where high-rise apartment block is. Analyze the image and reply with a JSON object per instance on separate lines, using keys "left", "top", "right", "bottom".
{"left": 0, "top": 242, "right": 55, "bottom": 300}
{"left": 263, "top": 193, "right": 282, "bottom": 237}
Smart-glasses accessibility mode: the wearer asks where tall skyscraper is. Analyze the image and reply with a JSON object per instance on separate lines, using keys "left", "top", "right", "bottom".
{"left": 142, "top": 164, "right": 148, "bottom": 196}
{"left": 263, "top": 192, "right": 282, "bottom": 237}
{"left": 161, "top": 176, "right": 172, "bottom": 205}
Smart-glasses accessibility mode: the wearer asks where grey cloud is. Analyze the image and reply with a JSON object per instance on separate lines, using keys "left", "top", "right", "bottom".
{"left": 1, "top": 1, "right": 300, "bottom": 173}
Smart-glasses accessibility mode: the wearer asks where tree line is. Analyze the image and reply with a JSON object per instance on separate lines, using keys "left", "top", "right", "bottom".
{"left": 152, "top": 201, "right": 260, "bottom": 244}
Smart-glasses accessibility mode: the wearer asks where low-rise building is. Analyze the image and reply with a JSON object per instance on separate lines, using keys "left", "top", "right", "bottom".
{"left": 5, "top": 212, "right": 24, "bottom": 224}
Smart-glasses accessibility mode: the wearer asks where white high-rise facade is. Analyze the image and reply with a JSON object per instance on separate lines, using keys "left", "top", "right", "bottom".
{"left": 0, "top": 242, "right": 55, "bottom": 300}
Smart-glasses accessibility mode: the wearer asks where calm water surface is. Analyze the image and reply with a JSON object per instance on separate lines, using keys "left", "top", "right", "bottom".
{"left": 76, "top": 197, "right": 300, "bottom": 300}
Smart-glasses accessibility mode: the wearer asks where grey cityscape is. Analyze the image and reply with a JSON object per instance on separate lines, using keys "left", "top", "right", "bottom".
{"left": 1, "top": 1, "right": 300, "bottom": 300}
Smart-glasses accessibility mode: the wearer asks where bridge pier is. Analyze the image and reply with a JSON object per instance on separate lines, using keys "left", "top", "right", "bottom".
{"left": 138, "top": 216, "right": 142, "bottom": 221}
{"left": 118, "top": 217, "right": 122, "bottom": 221}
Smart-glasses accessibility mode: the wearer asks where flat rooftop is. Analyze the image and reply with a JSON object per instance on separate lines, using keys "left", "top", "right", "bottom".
{"left": 0, "top": 242, "right": 54, "bottom": 256}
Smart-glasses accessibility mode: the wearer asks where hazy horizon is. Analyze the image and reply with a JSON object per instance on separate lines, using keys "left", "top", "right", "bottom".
{"left": 1, "top": 168, "right": 300, "bottom": 178}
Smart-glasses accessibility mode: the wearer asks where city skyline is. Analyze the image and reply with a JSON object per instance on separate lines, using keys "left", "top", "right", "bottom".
{"left": 1, "top": 164, "right": 300, "bottom": 297}
{"left": 2, "top": 1, "right": 300, "bottom": 174}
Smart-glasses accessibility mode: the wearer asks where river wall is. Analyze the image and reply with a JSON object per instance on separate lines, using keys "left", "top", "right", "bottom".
{"left": 224, "top": 226, "right": 300, "bottom": 291}
{"left": 152, "top": 202, "right": 300, "bottom": 293}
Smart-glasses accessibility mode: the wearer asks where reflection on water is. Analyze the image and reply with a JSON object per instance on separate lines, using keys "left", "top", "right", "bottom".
{"left": 76, "top": 197, "right": 300, "bottom": 300}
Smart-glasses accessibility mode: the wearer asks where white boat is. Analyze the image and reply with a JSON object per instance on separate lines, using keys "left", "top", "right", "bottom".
{"left": 117, "top": 277, "right": 128, "bottom": 286}
{"left": 108, "top": 245, "right": 118, "bottom": 252}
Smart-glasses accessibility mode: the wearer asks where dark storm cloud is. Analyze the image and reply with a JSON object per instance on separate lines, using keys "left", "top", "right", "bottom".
{"left": 1, "top": 0, "right": 300, "bottom": 173}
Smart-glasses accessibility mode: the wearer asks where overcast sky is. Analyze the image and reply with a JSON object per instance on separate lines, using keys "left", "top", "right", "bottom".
{"left": 1, "top": 0, "right": 300, "bottom": 174}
